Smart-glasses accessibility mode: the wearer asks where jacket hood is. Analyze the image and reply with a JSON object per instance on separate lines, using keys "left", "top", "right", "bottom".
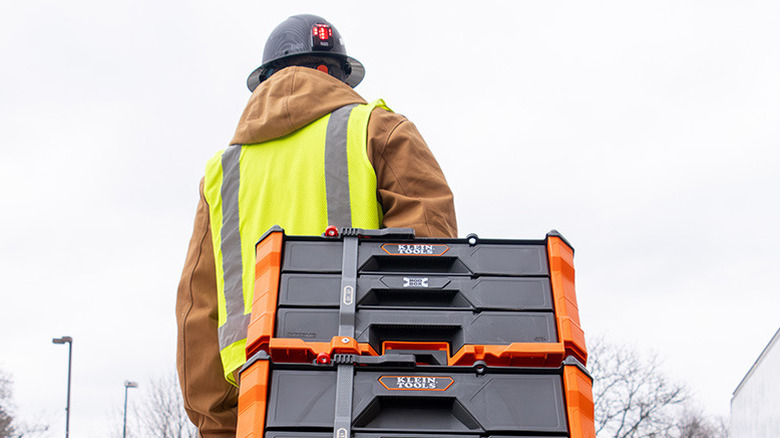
{"left": 231, "top": 66, "right": 367, "bottom": 145}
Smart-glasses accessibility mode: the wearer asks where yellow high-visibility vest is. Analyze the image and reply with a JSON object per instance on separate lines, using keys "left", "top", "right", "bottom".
{"left": 203, "top": 101, "right": 387, "bottom": 384}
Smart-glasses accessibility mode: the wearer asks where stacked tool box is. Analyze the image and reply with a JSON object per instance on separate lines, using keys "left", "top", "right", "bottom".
{"left": 237, "top": 227, "right": 595, "bottom": 438}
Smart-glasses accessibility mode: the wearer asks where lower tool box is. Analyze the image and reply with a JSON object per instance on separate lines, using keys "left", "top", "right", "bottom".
{"left": 237, "top": 355, "right": 595, "bottom": 438}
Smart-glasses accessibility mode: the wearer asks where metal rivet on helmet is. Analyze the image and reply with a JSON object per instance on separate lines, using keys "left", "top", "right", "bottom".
{"left": 247, "top": 14, "right": 365, "bottom": 91}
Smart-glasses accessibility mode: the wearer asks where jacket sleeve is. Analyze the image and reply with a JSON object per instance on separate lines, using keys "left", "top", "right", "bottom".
{"left": 367, "top": 108, "right": 458, "bottom": 238}
{"left": 176, "top": 179, "right": 239, "bottom": 438}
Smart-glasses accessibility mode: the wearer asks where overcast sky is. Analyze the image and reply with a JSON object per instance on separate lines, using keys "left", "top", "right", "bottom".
{"left": 1, "top": 1, "right": 779, "bottom": 436}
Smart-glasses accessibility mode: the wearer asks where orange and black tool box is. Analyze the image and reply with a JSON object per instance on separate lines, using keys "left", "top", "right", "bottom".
{"left": 237, "top": 353, "right": 595, "bottom": 438}
{"left": 238, "top": 227, "right": 595, "bottom": 438}
{"left": 247, "top": 227, "right": 587, "bottom": 368}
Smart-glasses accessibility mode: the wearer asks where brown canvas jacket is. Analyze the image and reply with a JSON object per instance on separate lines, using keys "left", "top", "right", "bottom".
{"left": 176, "top": 66, "right": 457, "bottom": 437}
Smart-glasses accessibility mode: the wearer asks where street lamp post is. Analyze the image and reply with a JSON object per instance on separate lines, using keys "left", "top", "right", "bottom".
{"left": 52, "top": 336, "right": 73, "bottom": 438}
{"left": 123, "top": 380, "right": 138, "bottom": 438}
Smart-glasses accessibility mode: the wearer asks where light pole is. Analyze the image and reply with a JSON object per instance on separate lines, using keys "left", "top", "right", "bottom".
{"left": 123, "top": 380, "right": 138, "bottom": 438}
{"left": 52, "top": 336, "right": 73, "bottom": 438}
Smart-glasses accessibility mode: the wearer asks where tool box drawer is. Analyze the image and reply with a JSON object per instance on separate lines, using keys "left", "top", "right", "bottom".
{"left": 265, "top": 369, "right": 568, "bottom": 434}
{"left": 278, "top": 273, "right": 553, "bottom": 311}
{"left": 274, "top": 309, "right": 557, "bottom": 354}
{"left": 280, "top": 238, "right": 549, "bottom": 276}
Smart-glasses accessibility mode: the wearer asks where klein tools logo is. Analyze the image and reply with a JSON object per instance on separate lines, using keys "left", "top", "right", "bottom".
{"left": 379, "top": 376, "right": 454, "bottom": 391}
{"left": 381, "top": 243, "right": 450, "bottom": 256}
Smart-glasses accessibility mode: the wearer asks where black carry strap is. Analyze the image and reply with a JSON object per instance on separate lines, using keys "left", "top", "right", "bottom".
{"left": 330, "top": 227, "right": 418, "bottom": 438}
{"left": 333, "top": 229, "right": 360, "bottom": 438}
{"left": 337, "top": 230, "right": 359, "bottom": 339}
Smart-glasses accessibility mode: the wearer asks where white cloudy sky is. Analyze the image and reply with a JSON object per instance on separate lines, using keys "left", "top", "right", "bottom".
{"left": 1, "top": 1, "right": 779, "bottom": 436}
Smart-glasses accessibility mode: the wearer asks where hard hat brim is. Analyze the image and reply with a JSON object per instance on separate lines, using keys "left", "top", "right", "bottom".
{"left": 247, "top": 53, "right": 365, "bottom": 92}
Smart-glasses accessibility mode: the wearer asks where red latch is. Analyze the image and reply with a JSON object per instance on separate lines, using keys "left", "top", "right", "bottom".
{"left": 316, "top": 352, "right": 331, "bottom": 364}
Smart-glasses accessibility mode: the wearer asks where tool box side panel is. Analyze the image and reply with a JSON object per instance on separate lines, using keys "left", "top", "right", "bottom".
{"left": 266, "top": 370, "right": 337, "bottom": 428}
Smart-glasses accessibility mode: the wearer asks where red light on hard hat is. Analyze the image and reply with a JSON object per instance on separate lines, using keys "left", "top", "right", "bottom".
{"left": 312, "top": 24, "right": 332, "bottom": 39}
{"left": 312, "top": 24, "right": 333, "bottom": 50}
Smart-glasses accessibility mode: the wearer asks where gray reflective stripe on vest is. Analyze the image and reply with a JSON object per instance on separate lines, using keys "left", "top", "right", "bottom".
{"left": 325, "top": 104, "right": 358, "bottom": 228}
{"left": 217, "top": 145, "right": 251, "bottom": 350}
{"left": 217, "top": 106, "right": 358, "bottom": 350}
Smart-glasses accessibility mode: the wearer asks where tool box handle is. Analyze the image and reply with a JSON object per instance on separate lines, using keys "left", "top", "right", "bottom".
{"left": 336, "top": 227, "right": 416, "bottom": 239}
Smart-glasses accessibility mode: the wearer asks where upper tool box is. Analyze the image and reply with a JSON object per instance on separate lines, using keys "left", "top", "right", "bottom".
{"left": 246, "top": 227, "right": 587, "bottom": 367}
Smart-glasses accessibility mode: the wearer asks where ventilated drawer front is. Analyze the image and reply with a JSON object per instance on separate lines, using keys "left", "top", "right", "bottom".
{"left": 265, "top": 369, "right": 568, "bottom": 434}
{"left": 279, "top": 274, "right": 553, "bottom": 311}
{"left": 275, "top": 309, "right": 558, "bottom": 353}
{"left": 280, "top": 239, "right": 549, "bottom": 277}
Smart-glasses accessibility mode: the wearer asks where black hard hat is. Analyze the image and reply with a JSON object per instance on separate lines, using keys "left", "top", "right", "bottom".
{"left": 247, "top": 14, "right": 365, "bottom": 91}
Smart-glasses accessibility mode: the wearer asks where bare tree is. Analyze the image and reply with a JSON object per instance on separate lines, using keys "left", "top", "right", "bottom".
{"left": 130, "top": 373, "right": 196, "bottom": 438}
{"left": 589, "top": 338, "right": 689, "bottom": 438}
{"left": 0, "top": 371, "right": 50, "bottom": 438}
{"left": 675, "top": 408, "right": 728, "bottom": 438}
{"left": 0, "top": 371, "right": 16, "bottom": 438}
